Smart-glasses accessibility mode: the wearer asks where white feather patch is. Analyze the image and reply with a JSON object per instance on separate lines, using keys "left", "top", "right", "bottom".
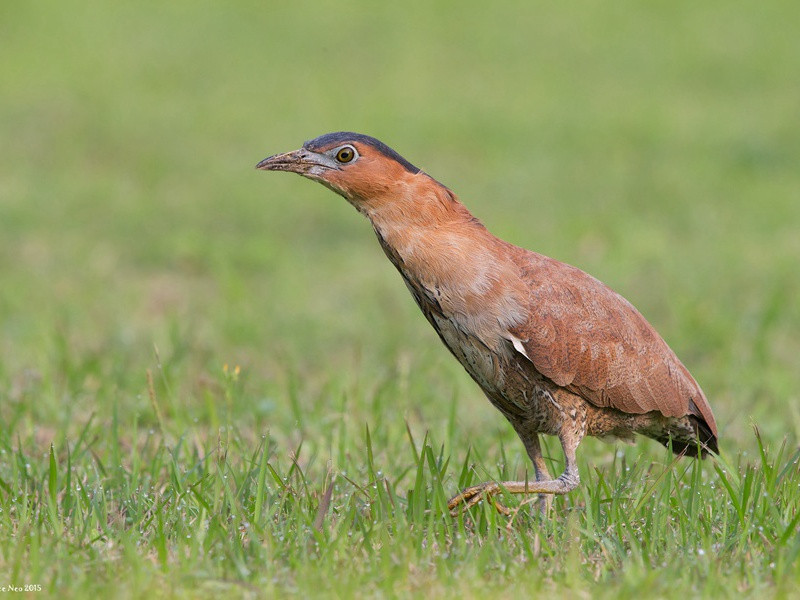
{"left": 504, "top": 331, "right": 533, "bottom": 363}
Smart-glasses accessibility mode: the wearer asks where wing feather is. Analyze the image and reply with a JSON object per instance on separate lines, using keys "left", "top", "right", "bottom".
{"left": 510, "top": 252, "right": 718, "bottom": 437}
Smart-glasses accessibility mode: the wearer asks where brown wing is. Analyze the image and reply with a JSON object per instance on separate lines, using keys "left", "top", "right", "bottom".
{"left": 509, "top": 251, "right": 718, "bottom": 438}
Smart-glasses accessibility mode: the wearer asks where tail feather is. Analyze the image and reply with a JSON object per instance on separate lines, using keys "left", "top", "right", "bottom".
{"left": 653, "top": 415, "right": 718, "bottom": 458}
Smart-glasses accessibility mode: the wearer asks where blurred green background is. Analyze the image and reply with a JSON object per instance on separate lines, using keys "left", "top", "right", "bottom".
{"left": 2, "top": 0, "right": 799, "bottom": 476}
{"left": 2, "top": 1, "right": 800, "bottom": 595}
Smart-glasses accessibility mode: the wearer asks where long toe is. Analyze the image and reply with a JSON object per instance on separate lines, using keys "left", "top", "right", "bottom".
{"left": 447, "top": 482, "right": 490, "bottom": 509}
{"left": 448, "top": 482, "right": 504, "bottom": 515}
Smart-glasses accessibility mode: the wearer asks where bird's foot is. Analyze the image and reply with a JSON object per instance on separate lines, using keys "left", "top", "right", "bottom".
{"left": 448, "top": 475, "right": 577, "bottom": 517}
{"left": 447, "top": 482, "right": 511, "bottom": 516}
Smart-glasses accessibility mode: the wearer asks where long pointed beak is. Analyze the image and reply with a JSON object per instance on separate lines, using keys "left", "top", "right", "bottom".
{"left": 255, "top": 149, "right": 307, "bottom": 173}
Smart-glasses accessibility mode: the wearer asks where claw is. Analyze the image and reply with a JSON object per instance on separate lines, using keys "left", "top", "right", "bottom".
{"left": 448, "top": 482, "right": 511, "bottom": 516}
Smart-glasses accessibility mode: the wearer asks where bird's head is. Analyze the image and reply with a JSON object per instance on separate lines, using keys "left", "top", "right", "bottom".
{"left": 256, "top": 132, "right": 424, "bottom": 207}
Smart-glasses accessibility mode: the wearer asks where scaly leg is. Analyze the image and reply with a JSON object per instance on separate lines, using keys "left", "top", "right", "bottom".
{"left": 521, "top": 432, "right": 554, "bottom": 515}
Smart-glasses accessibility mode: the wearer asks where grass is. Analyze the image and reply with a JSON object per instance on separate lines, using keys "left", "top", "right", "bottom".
{"left": 2, "top": 0, "right": 799, "bottom": 597}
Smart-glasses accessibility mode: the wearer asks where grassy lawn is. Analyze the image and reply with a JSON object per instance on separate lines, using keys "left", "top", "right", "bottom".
{"left": 2, "top": 0, "right": 799, "bottom": 597}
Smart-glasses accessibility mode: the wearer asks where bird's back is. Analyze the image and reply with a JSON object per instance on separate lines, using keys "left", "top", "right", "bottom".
{"left": 505, "top": 246, "right": 718, "bottom": 453}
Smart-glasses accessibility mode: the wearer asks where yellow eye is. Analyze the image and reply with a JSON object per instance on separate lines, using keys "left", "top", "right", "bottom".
{"left": 335, "top": 146, "right": 355, "bottom": 163}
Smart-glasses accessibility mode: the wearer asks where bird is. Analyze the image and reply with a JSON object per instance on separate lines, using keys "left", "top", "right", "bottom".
{"left": 256, "top": 131, "right": 718, "bottom": 515}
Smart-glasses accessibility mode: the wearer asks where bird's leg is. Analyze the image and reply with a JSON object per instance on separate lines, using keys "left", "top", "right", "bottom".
{"left": 522, "top": 433, "right": 553, "bottom": 515}
{"left": 506, "top": 423, "right": 554, "bottom": 514}
{"left": 448, "top": 428, "right": 582, "bottom": 516}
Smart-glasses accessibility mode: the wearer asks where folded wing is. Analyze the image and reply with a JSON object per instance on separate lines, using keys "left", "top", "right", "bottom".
{"left": 509, "top": 252, "right": 717, "bottom": 438}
